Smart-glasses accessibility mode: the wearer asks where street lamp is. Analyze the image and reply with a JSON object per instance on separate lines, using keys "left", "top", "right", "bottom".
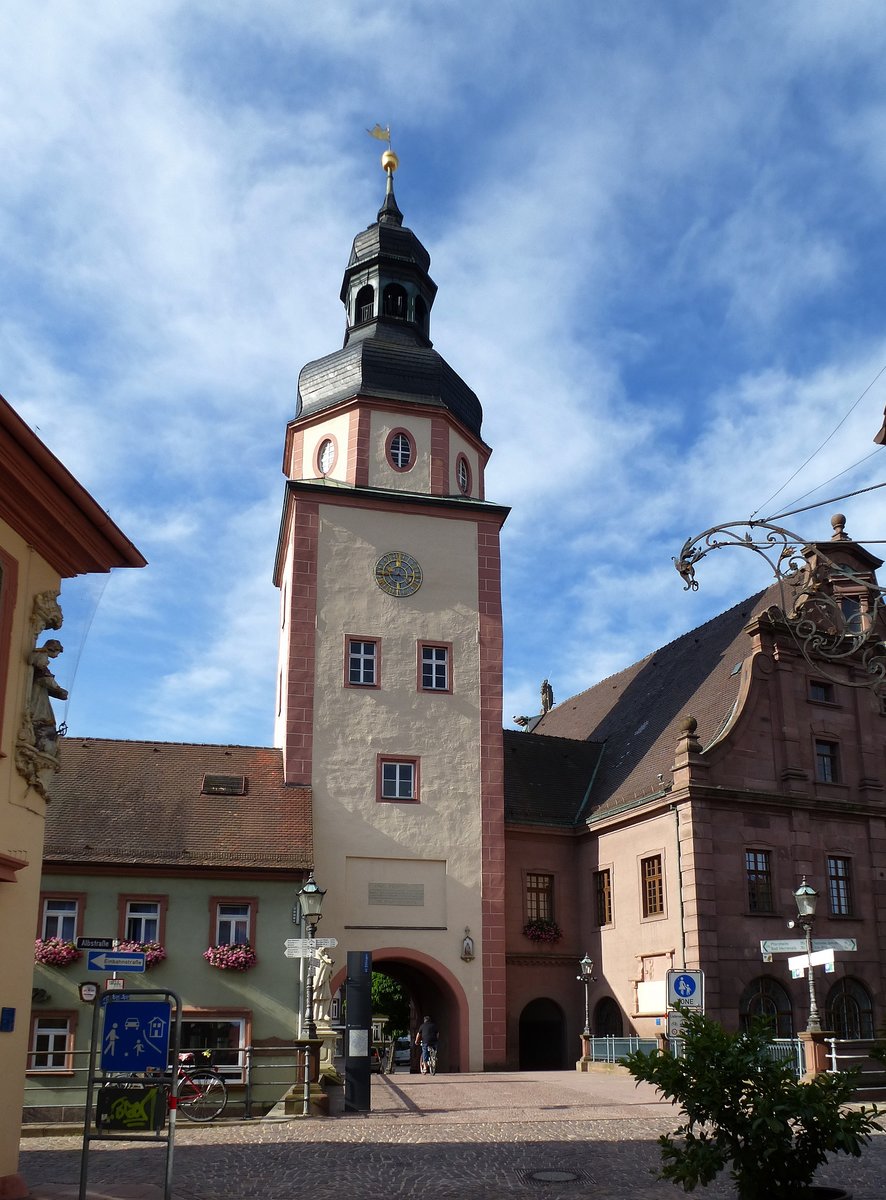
{"left": 794, "top": 878, "right": 822, "bottom": 1033}
{"left": 577, "top": 954, "right": 594, "bottom": 1042}
{"left": 297, "top": 872, "right": 326, "bottom": 1039}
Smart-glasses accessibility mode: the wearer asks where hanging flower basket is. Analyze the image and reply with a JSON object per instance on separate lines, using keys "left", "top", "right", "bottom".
{"left": 522, "top": 919, "right": 562, "bottom": 945}
{"left": 118, "top": 940, "right": 166, "bottom": 968}
{"left": 34, "top": 937, "right": 81, "bottom": 967}
{"left": 203, "top": 943, "right": 257, "bottom": 971}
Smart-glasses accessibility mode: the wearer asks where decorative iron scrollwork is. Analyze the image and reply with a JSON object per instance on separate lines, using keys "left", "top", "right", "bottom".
{"left": 674, "top": 517, "right": 886, "bottom": 693}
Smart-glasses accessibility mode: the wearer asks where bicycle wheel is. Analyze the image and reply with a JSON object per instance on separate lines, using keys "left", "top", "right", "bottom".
{"left": 428, "top": 1049, "right": 437, "bottom": 1076}
{"left": 419, "top": 1054, "right": 427, "bottom": 1075}
{"left": 177, "top": 1070, "right": 227, "bottom": 1122}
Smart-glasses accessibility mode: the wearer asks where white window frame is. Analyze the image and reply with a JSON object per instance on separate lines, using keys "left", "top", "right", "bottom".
{"left": 180, "top": 1015, "right": 248, "bottom": 1082}
{"left": 41, "top": 898, "right": 78, "bottom": 941}
{"left": 380, "top": 759, "right": 416, "bottom": 801}
{"left": 348, "top": 639, "right": 377, "bottom": 687}
{"left": 125, "top": 900, "right": 161, "bottom": 943}
{"left": 216, "top": 903, "right": 251, "bottom": 945}
{"left": 421, "top": 644, "right": 449, "bottom": 691}
{"left": 29, "top": 1015, "right": 73, "bottom": 1072}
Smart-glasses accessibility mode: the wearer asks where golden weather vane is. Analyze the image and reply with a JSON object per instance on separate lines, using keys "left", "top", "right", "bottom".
{"left": 366, "top": 124, "right": 398, "bottom": 175}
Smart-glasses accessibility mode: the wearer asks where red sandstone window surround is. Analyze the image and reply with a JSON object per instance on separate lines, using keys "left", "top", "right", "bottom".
{"left": 455, "top": 453, "right": 471, "bottom": 495}
{"left": 208, "top": 897, "right": 258, "bottom": 948}
{"left": 345, "top": 636, "right": 381, "bottom": 688}
{"left": 37, "top": 893, "right": 86, "bottom": 941}
{"left": 418, "top": 642, "right": 452, "bottom": 693}
{"left": 525, "top": 872, "right": 555, "bottom": 922}
{"left": 117, "top": 895, "right": 168, "bottom": 944}
{"left": 386, "top": 429, "right": 414, "bottom": 472}
{"left": 377, "top": 755, "right": 420, "bottom": 803}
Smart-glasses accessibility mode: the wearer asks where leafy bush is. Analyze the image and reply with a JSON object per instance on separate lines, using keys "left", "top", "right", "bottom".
{"left": 623, "top": 1009, "right": 881, "bottom": 1199}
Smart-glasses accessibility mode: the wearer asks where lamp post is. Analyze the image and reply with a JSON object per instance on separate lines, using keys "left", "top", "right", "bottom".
{"left": 794, "top": 878, "right": 822, "bottom": 1034}
{"left": 577, "top": 954, "right": 594, "bottom": 1058}
{"left": 297, "top": 872, "right": 326, "bottom": 1040}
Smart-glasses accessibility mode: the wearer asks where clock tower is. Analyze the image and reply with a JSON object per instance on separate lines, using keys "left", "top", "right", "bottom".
{"left": 274, "top": 152, "right": 508, "bottom": 1069}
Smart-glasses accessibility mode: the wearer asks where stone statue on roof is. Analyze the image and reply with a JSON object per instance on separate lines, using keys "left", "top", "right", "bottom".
{"left": 541, "top": 679, "right": 554, "bottom": 714}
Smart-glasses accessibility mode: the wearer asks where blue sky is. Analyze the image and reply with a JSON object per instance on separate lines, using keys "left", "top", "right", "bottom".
{"left": 3, "top": 1, "right": 886, "bottom": 745}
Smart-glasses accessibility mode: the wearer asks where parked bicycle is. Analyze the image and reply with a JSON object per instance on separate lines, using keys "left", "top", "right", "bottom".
{"left": 100, "top": 1051, "right": 228, "bottom": 1124}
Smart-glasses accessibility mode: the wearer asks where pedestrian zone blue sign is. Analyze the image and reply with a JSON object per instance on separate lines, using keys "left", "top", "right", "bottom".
{"left": 667, "top": 968, "right": 704, "bottom": 1009}
{"left": 101, "top": 998, "right": 171, "bottom": 1072}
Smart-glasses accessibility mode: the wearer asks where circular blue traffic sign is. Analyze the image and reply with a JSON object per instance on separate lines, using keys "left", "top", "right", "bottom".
{"left": 673, "top": 973, "right": 697, "bottom": 999}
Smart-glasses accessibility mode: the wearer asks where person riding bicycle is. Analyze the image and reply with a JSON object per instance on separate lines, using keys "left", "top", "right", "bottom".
{"left": 415, "top": 1015, "right": 439, "bottom": 1071}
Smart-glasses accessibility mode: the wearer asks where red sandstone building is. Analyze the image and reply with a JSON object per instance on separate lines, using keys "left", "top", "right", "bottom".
{"left": 34, "top": 162, "right": 886, "bottom": 1081}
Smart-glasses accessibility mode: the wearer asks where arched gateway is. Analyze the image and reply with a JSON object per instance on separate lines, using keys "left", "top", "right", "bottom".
{"left": 332, "top": 947, "right": 470, "bottom": 1074}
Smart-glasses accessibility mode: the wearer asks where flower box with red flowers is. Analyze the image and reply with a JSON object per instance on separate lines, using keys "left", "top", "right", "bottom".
{"left": 522, "top": 919, "right": 562, "bottom": 944}
{"left": 117, "top": 940, "right": 167, "bottom": 968}
{"left": 34, "top": 937, "right": 82, "bottom": 967}
{"left": 203, "top": 943, "right": 257, "bottom": 971}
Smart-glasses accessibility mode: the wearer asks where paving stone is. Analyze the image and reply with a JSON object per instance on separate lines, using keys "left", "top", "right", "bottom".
{"left": 20, "top": 1070, "right": 886, "bottom": 1200}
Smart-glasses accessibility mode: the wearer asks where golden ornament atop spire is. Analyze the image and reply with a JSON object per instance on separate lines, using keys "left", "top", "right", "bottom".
{"left": 366, "top": 123, "right": 399, "bottom": 175}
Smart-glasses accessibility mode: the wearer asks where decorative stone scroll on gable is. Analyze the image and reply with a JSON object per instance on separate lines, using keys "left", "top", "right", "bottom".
{"left": 15, "top": 590, "right": 68, "bottom": 801}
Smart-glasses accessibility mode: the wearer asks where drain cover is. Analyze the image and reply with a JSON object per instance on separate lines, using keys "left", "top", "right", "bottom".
{"left": 530, "top": 1171, "right": 579, "bottom": 1183}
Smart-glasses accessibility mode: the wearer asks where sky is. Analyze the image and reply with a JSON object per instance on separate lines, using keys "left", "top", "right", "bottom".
{"left": 3, "top": 1, "right": 886, "bottom": 747}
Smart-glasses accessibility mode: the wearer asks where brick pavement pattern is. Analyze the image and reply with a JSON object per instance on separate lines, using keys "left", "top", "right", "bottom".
{"left": 20, "top": 1070, "right": 886, "bottom": 1200}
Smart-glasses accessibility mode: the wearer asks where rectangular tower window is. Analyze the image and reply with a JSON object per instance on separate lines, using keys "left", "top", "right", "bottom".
{"left": 420, "top": 643, "right": 451, "bottom": 692}
{"left": 594, "top": 869, "right": 613, "bottom": 927}
{"left": 827, "top": 856, "right": 854, "bottom": 917}
{"left": 640, "top": 855, "right": 664, "bottom": 918}
{"left": 745, "top": 849, "right": 774, "bottom": 913}
{"left": 347, "top": 638, "right": 379, "bottom": 687}
{"left": 525, "top": 872, "right": 554, "bottom": 922}
{"left": 378, "top": 757, "right": 419, "bottom": 802}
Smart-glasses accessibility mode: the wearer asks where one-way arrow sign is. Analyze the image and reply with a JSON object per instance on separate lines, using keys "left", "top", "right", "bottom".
{"left": 87, "top": 950, "right": 146, "bottom": 972}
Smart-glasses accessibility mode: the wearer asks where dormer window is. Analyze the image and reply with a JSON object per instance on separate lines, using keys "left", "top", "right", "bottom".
{"left": 355, "top": 284, "right": 374, "bottom": 324}
{"left": 383, "top": 283, "right": 407, "bottom": 320}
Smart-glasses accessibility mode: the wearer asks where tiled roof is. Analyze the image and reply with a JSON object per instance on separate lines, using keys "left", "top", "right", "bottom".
{"left": 503, "top": 729, "right": 604, "bottom": 826}
{"left": 533, "top": 587, "right": 774, "bottom": 819}
{"left": 45, "top": 739, "right": 312, "bottom": 870}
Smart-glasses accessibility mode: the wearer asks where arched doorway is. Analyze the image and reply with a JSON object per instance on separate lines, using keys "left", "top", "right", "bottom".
{"left": 331, "top": 946, "right": 469, "bottom": 1073}
{"left": 739, "top": 976, "right": 794, "bottom": 1037}
{"left": 826, "top": 977, "right": 875, "bottom": 1038}
{"left": 593, "top": 996, "right": 623, "bottom": 1036}
{"left": 518, "top": 998, "right": 566, "bottom": 1070}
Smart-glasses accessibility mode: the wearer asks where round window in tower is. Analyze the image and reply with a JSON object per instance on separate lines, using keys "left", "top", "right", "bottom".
{"left": 317, "top": 438, "right": 336, "bottom": 475}
{"left": 456, "top": 454, "right": 471, "bottom": 495}
{"left": 387, "top": 430, "right": 413, "bottom": 471}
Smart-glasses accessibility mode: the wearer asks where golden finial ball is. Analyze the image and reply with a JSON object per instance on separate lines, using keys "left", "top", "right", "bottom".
{"left": 381, "top": 148, "right": 399, "bottom": 174}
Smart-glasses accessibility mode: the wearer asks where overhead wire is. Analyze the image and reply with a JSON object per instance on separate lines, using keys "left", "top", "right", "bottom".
{"left": 750, "top": 361, "right": 886, "bottom": 519}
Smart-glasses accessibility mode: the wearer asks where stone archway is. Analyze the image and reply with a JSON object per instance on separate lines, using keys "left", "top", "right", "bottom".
{"left": 518, "top": 997, "right": 566, "bottom": 1070}
{"left": 331, "top": 946, "right": 470, "bottom": 1073}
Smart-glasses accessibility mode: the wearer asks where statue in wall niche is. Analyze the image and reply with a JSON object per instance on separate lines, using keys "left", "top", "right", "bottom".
{"left": 28, "top": 639, "right": 68, "bottom": 753}
{"left": 15, "top": 591, "right": 67, "bottom": 800}
{"left": 313, "top": 948, "right": 334, "bottom": 1025}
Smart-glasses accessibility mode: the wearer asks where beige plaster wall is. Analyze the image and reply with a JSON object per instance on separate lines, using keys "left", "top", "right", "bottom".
{"left": 447, "top": 428, "right": 482, "bottom": 496}
{"left": 0, "top": 518, "right": 62, "bottom": 1190}
{"left": 298, "top": 411, "right": 352, "bottom": 482}
{"left": 309, "top": 501, "right": 486, "bottom": 1067}
{"left": 368, "top": 411, "right": 432, "bottom": 492}
{"left": 583, "top": 810, "right": 684, "bottom": 1038}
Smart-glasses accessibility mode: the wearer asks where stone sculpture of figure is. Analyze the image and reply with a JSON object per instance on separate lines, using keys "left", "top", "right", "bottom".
{"left": 313, "top": 948, "right": 334, "bottom": 1024}
{"left": 540, "top": 678, "right": 554, "bottom": 714}
{"left": 28, "top": 639, "right": 68, "bottom": 755}
{"left": 461, "top": 928, "right": 475, "bottom": 961}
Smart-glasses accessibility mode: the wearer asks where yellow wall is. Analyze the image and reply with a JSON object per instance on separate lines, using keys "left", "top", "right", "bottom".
{"left": 0, "top": 518, "right": 63, "bottom": 1190}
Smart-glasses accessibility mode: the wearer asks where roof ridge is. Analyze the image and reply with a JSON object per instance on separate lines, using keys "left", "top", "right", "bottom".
{"left": 62, "top": 737, "right": 277, "bottom": 751}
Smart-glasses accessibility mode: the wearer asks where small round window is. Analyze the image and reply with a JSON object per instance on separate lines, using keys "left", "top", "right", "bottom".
{"left": 388, "top": 431, "right": 413, "bottom": 470}
{"left": 456, "top": 455, "right": 471, "bottom": 495}
{"left": 317, "top": 438, "right": 335, "bottom": 475}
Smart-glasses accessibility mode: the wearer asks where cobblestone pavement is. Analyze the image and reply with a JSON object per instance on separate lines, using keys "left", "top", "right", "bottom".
{"left": 20, "top": 1069, "right": 886, "bottom": 1200}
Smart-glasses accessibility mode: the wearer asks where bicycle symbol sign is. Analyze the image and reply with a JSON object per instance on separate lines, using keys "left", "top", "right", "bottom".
{"left": 667, "top": 968, "right": 704, "bottom": 1010}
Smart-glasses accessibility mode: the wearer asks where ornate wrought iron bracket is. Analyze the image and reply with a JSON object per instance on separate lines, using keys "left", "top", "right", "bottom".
{"left": 674, "top": 517, "right": 886, "bottom": 693}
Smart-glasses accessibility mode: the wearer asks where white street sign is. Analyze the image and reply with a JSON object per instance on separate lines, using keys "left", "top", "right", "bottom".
{"left": 283, "top": 936, "right": 338, "bottom": 958}
{"left": 787, "top": 948, "right": 834, "bottom": 973}
{"left": 667, "top": 1010, "right": 688, "bottom": 1038}
{"left": 760, "top": 938, "right": 856, "bottom": 956}
{"left": 667, "top": 969, "right": 704, "bottom": 1009}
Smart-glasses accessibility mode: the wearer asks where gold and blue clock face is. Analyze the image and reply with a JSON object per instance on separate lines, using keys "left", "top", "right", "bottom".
{"left": 375, "top": 551, "right": 423, "bottom": 597}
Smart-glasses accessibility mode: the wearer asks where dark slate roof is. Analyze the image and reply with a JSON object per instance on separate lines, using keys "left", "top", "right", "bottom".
{"left": 45, "top": 739, "right": 312, "bottom": 870}
{"left": 533, "top": 586, "right": 775, "bottom": 819}
{"left": 503, "top": 729, "right": 604, "bottom": 826}
{"left": 296, "top": 334, "right": 483, "bottom": 439}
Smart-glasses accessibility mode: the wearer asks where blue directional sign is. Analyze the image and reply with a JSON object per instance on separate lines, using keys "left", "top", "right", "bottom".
{"left": 101, "top": 998, "right": 171, "bottom": 1072}
{"left": 667, "top": 968, "right": 704, "bottom": 1009}
{"left": 87, "top": 950, "right": 146, "bottom": 973}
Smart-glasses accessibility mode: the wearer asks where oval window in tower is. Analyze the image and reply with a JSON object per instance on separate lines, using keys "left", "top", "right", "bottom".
{"left": 387, "top": 430, "right": 413, "bottom": 471}
{"left": 317, "top": 438, "right": 336, "bottom": 475}
{"left": 456, "top": 454, "right": 471, "bottom": 495}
